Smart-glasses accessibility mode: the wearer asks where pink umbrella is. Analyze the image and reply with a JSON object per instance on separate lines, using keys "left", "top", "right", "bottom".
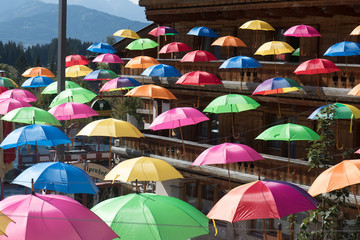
{"left": 159, "top": 42, "right": 192, "bottom": 54}
{"left": 150, "top": 107, "right": 209, "bottom": 155}
{"left": 48, "top": 102, "right": 99, "bottom": 120}
{"left": 92, "top": 53, "right": 124, "bottom": 63}
{"left": 284, "top": 24, "right": 321, "bottom": 37}
{"left": 0, "top": 89, "right": 37, "bottom": 102}
{"left": 65, "top": 55, "right": 89, "bottom": 67}
{"left": 193, "top": 143, "right": 264, "bottom": 189}
{"left": 0, "top": 98, "right": 32, "bottom": 115}
{"left": 0, "top": 194, "right": 118, "bottom": 240}
{"left": 180, "top": 50, "right": 217, "bottom": 62}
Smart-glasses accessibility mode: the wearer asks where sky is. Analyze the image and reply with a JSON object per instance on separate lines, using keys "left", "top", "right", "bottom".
{"left": 40, "top": 0, "right": 148, "bottom": 22}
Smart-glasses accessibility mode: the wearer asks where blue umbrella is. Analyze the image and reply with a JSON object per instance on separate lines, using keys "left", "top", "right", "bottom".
{"left": 324, "top": 41, "right": 360, "bottom": 56}
{"left": 0, "top": 124, "right": 71, "bottom": 150}
{"left": 12, "top": 162, "right": 99, "bottom": 194}
{"left": 87, "top": 42, "right": 116, "bottom": 54}
{"left": 21, "top": 76, "right": 55, "bottom": 88}
{"left": 187, "top": 26, "right": 218, "bottom": 38}
{"left": 141, "top": 64, "right": 182, "bottom": 77}
{"left": 219, "top": 56, "right": 263, "bottom": 69}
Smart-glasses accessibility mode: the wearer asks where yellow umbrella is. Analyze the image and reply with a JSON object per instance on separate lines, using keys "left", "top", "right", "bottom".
{"left": 65, "top": 65, "right": 93, "bottom": 78}
{"left": 105, "top": 156, "right": 183, "bottom": 191}
{"left": 240, "top": 20, "right": 275, "bottom": 31}
{"left": 0, "top": 211, "right": 13, "bottom": 236}
{"left": 125, "top": 56, "right": 160, "bottom": 69}
{"left": 113, "top": 29, "right": 140, "bottom": 39}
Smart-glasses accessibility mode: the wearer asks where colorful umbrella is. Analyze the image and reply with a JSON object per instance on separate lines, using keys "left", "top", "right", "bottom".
{"left": 41, "top": 80, "right": 81, "bottom": 94}
{"left": 91, "top": 193, "right": 209, "bottom": 240}
{"left": 240, "top": 20, "right": 275, "bottom": 47}
{"left": 292, "top": 47, "right": 300, "bottom": 56}
{"left": 0, "top": 212, "right": 13, "bottom": 237}
{"left": 87, "top": 42, "right": 116, "bottom": 54}
{"left": 49, "top": 87, "right": 97, "bottom": 108}
{"left": 211, "top": 36, "right": 247, "bottom": 58}
{"left": 48, "top": 102, "right": 99, "bottom": 120}
{"left": 99, "top": 77, "right": 141, "bottom": 92}
{"left": 159, "top": 42, "right": 192, "bottom": 55}
{"left": 149, "top": 107, "right": 209, "bottom": 154}
{"left": 126, "top": 38, "right": 159, "bottom": 51}
{"left": 148, "top": 26, "right": 179, "bottom": 36}
{"left": 21, "top": 76, "right": 54, "bottom": 88}
{"left": 92, "top": 53, "right": 124, "bottom": 63}
{"left": 0, "top": 87, "right": 7, "bottom": 94}
{"left": 284, "top": 24, "right": 321, "bottom": 37}
{"left": 125, "top": 56, "right": 160, "bottom": 69}
{"left": 83, "top": 69, "right": 118, "bottom": 81}
{"left": 0, "top": 98, "right": 32, "bottom": 115}
{"left": 348, "top": 83, "right": 360, "bottom": 96}
{"left": 125, "top": 84, "right": 177, "bottom": 100}
{"left": 0, "top": 124, "right": 70, "bottom": 150}
{"left": 65, "top": 54, "right": 89, "bottom": 67}
{"left": 141, "top": 64, "right": 182, "bottom": 77}
{"left": 2, "top": 107, "right": 61, "bottom": 126}
{"left": 0, "top": 194, "right": 118, "bottom": 240}
{"left": 0, "top": 77, "right": 18, "bottom": 88}
{"left": 22, "top": 67, "right": 55, "bottom": 78}
{"left": 65, "top": 65, "right": 93, "bottom": 78}
{"left": 113, "top": 29, "right": 140, "bottom": 39}
{"left": 180, "top": 50, "right": 217, "bottom": 62}
{"left": 350, "top": 25, "right": 360, "bottom": 35}
{"left": 0, "top": 89, "right": 37, "bottom": 102}
{"left": 187, "top": 26, "right": 218, "bottom": 37}
{"left": 13, "top": 162, "right": 98, "bottom": 194}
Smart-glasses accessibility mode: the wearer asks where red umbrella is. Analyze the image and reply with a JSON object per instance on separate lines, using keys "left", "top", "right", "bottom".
{"left": 294, "top": 58, "right": 340, "bottom": 95}
{"left": 65, "top": 55, "right": 89, "bottom": 67}
{"left": 159, "top": 42, "right": 192, "bottom": 54}
{"left": 180, "top": 50, "right": 217, "bottom": 62}
{"left": 0, "top": 86, "right": 7, "bottom": 94}
{"left": 176, "top": 71, "right": 223, "bottom": 107}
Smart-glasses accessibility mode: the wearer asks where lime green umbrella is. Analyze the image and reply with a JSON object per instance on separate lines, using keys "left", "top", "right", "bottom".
{"left": 203, "top": 94, "right": 260, "bottom": 138}
{"left": 91, "top": 193, "right": 209, "bottom": 240}
{"left": 42, "top": 81, "right": 81, "bottom": 94}
{"left": 292, "top": 48, "right": 300, "bottom": 56}
{"left": 0, "top": 77, "right": 18, "bottom": 88}
{"left": 1, "top": 107, "right": 61, "bottom": 126}
{"left": 49, "top": 87, "right": 97, "bottom": 108}
{"left": 126, "top": 38, "right": 159, "bottom": 51}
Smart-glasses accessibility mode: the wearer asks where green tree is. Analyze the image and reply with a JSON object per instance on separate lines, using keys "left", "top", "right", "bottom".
{"left": 15, "top": 52, "right": 28, "bottom": 76}
{"left": 34, "top": 53, "right": 41, "bottom": 67}
{"left": 106, "top": 35, "right": 116, "bottom": 45}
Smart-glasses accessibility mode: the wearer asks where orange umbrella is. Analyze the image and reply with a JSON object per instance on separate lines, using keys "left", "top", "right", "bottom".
{"left": 308, "top": 159, "right": 360, "bottom": 214}
{"left": 22, "top": 67, "right": 55, "bottom": 78}
{"left": 125, "top": 56, "right": 159, "bottom": 69}
{"left": 347, "top": 83, "right": 360, "bottom": 96}
{"left": 211, "top": 36, "right": 247, "bottom": 58}
{"left": 350, "top": 25, "right": 360, "bottom": 35}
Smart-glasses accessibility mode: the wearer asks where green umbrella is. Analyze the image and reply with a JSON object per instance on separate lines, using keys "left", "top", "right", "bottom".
{"left": 91, "top": 193, "right": 209, "bottom": 240}
{"left": 1, "top": 107, "right": 61, "bottom": 126}
{"left": 49, "top": 87, "right": 97, "bottom": 108}
{"left": 292, "top": 48, "right": 300, "bottom": 56}
{"left": 126, "top": 38, "right": 159, "bottom": 51}
{"left": 203, "top": 94, "right": 260, "bottom": 138}
{"left": 256, "top": 123, "right": 320, "bottom": 178}
{"left": 42, "top": 81, "right": 81, "bottom": 94}
{"left": 0, "top": 77, "right": 18, "bottom": 88}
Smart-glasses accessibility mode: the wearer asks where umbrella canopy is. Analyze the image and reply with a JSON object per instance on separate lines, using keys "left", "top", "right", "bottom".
{"left": 48, "top": 102, "right": 99, "bottom": 120}
{"left": 0, "top": 89, "right": 37, "bottom": 102}
{"left": 125, "top": 84, "right": 177, "bottom": 100}
{"left": 105, "top": 156, "right": 183, "bottom": 182}
{"left": 0, "top": 77, "right": 18, "bottom": 88}
{"left": 308, "top": 103, "right": 360, "bottom": 120}
{"left": 193, "top": 143, "right": 263, "bottom": 165}
{"left": 324, "top": 41, "right": 360, "bottom": 56}
{"left": 284, "top": 24, "right": 321, "bottom": 37}
{"left": 203, "top": 94, "right": 260, "bottom": 113}
{"left": 0, "top": 98, "right": 32, "bottom": 115}
{"left": 219, "top": 55, "right": 263, "bottom": 69}
{"left": 49, "top": 87, "right": 97, "bottom": 108}
{"left": 240, "top": 20, "right": 275, "bottom": 31}
{"left": 126, "top": 38, "right": 159, "bottom": 50}
{"left": 308, "top": 160, "right": 360, "bottom": 196}
{"left": 21, "top": 76, "right": 54, "bottom": 88}
{"left": 92, "top": 53, "right": 124, "bottom": 63}
{"left": 294, "top": 58, "right": 340, "bottom": 75}
{"left": 65, "top": 55, "right": 89, "bottom": 67}
{"left": 141, "top": 64, "right": 182, "bottom": 77}
{"left": 254, "top": 41, "right": 294, "bottom": 55}
{"left": 77, "top": 118, "right": 144, "bottom": 138}
{"left": 91, "top": 193, "right": 209, "bottom": 240}
{"left": 292, "top": 48, "right": 300, "bottom": 56}
{"left": 87, "top": 42, "right": 116, "bottom": 53}
{"left": 256, "top": 123, "right": 320, "bottom": 141}
{"left": 99, "top": 77, "right": 141, "bottom": 92}
{"left": 159, "top": 42, "right": 192, "bottom": 54}
{"left": 2, "top": 107, "right": 61, "bottom": 126}
{"left": 348, "top": 84, "right": 360, "bottom": 96}
{"left": 22, "top": 67, "right": 55, "bottom": 78}
{"left": 65, "top": 65, "right": 93, "bottom": 78}
{"left": 187, "top": 26, "right": 218, "bottom": 37}
{"left": 0, "top": 87, "right": 7, "bottom": 94}
{"left": 0, "top": 194, "right": 118, "bottom": 240}
{"left": 176, "top": 71, "right": 222, "bottom": 85}
{"left": 83, "top": 69, "right": 118, "bottom": 81}
{"left": 211, "top": 36, "right": 247, "bottom": 47}
{"left": 180, "top": 50, "right": 218, "bottom": 62}
{"left": 350, "top": 25, "right": 360, "bottom": 35}
{"left": 13, "top": 162, "right": 98, "bottom": 194}
{"left": 0, "top": 212, "right": 13, "bottom": 237}
{"left": 113, "top": 29, "right": 140, "bottom": 39}
{"left": 148, "top": 26, "right": 179, "bottom": 36}
{"left": 0, "top": 124, "right": 70, "bottom": 150}
{"left": 41, "top": 80, "right": 81, "bottom": 94}
{"left": 207, "top": 180, "right": 317, "bottom": 222}
{"left": 125, "top": 56, "right": 160, "bottom": 69}
{"left": 252, "top": 77, "right": 302, "bottom": 95}
{"left": 149, "top": 107, "right": 209, "bottom": 130}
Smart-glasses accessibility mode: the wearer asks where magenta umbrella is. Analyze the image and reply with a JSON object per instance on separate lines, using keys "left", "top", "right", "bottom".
{"left": 159, "top": 42, "right": 192, "bottom": 54}
{"left": 0, "top": 98, "right": 32, "bottom": 115}
{"left": 180, "top": 50, "right": 217, "bottom": 62}
{"left": 92, "top": 53, "right": 124, "bottom": 63}
{"left": 0, "top": 194, "right": 118, "bottom": 240}
{"left": 0, "top": 89, "right": 37, "bottom": 102}
{"left": 284, "top": 24, "right": 321, "bottom": 37}
{"left": 48, "top": 102, "right": 99, "bottom": 120}
{"left": 150, "top": 107, "right": 209, "bottom": 154}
